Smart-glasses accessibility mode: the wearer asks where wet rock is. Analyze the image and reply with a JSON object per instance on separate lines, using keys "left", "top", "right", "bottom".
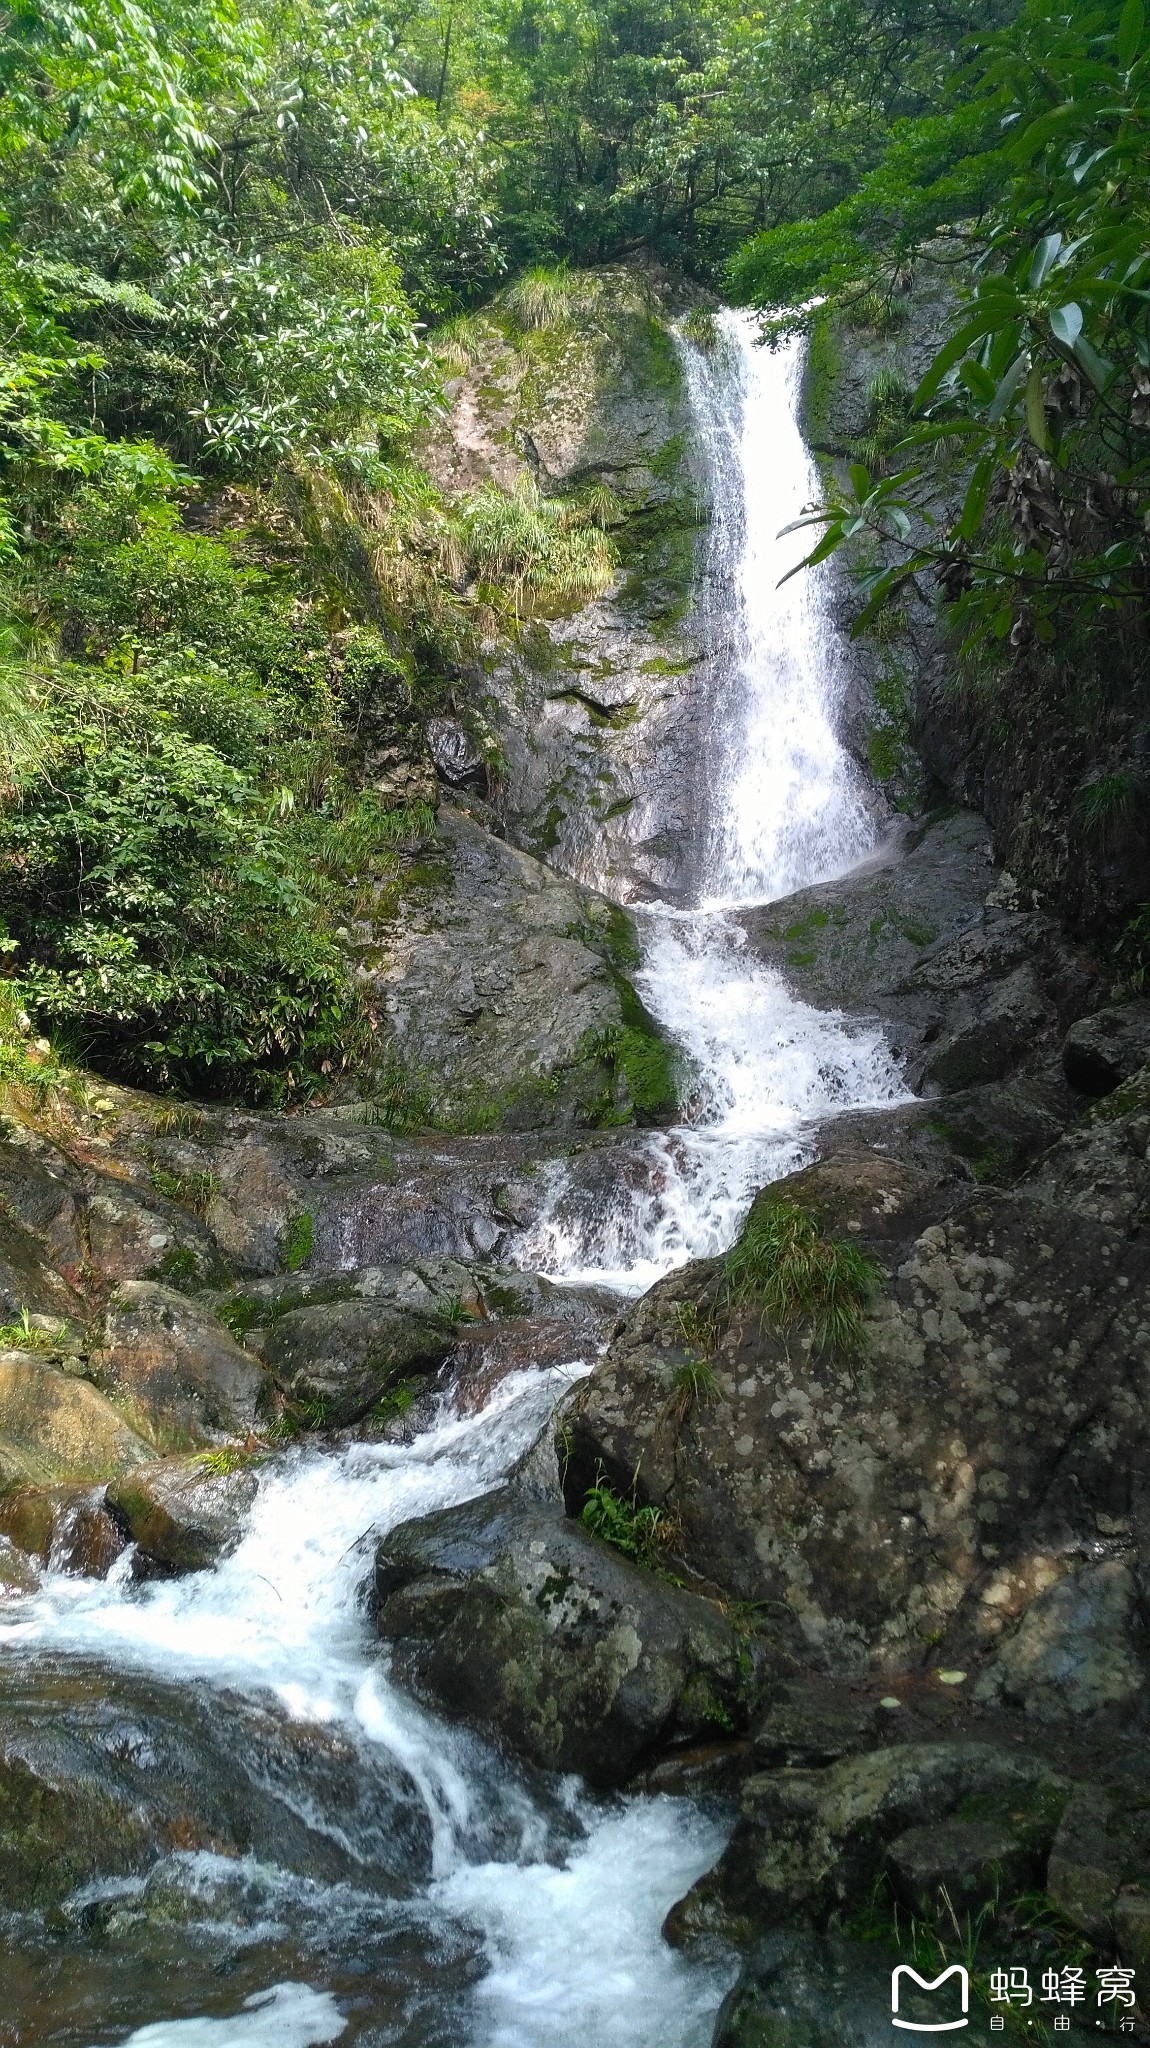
{"left": 374, "top": 1485, "right": 750, "bottom": 1787}
{"left": 739, "top": 808, "right": 1099, "bottom": 1109}
{"left": 89, "top": 1282, "right": 270, "bottom": 1449}
{"left": 0, "top": 1532, "right": 39, "bottom": 1596}
{"left": 106, "top": 1455, "right": 260, "bottom": 1575}
{"left": 711, "top": 1932, "right": 902, "bottom": 2048}
{"left": 1063, "top": 1002, "right": 1150, "bottom": 1096}
{"left": 972, "top": 1559, "right": 1146, "bottom": 1721}
{"left": 1046, "top": 1785, "right": 1123, "bottom": 1941}
{"left": 668, "top": 1742, "right": 1068, "bottom": 1947}
{"left": 0, "top": 1484, "right": 126, "bottom": 1575}
{"left": 263, "top": 1296, "right": 453, "bottom": 1427}
{"left": 560, "top": 1128, "right": 1150, "bottom": 1692}
{"left": 428, "top": 715, "right": 485, "bottom": 787}
{"left": 0, "top": 1355, "right": 155, "bottom": 1485}
{"left": 0, "top": 1662, "right": 432, "bottom": 1909}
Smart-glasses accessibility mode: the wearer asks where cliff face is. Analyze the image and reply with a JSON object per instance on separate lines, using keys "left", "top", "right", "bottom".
{"left": 423, "top": 266, "right": 717, "bottom": 901}
{"left": 808, "top": 289, "right": 1149, "bottom": 948}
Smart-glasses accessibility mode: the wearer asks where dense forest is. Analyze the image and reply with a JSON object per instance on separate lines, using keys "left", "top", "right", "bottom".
{"left": 0, "top": 0, "right": 1145, "bottom": 1105}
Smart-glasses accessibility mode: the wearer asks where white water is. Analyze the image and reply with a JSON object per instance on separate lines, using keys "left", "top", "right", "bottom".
{"left": 518, "top": 313, "right": 908, "bottom": 1292}
{"left": 2, "top": 309, "right": 909, "bottom": 2048}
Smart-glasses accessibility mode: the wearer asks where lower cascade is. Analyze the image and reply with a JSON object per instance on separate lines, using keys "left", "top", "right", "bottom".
{"left": 0, "top": 315, "right": 909, "bottom": 2046}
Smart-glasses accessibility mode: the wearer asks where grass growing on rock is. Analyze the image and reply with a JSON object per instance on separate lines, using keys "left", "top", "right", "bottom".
{"left": 581, "top": 1466, "right": 679, "bottom": 1574}
{"left": 722, "top": 1197, "right": 882, "bottom": 1359}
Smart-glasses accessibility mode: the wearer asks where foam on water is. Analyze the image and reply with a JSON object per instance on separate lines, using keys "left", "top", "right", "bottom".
{"left": 92, "top": 1984, "right": 348, "bottom": 2048}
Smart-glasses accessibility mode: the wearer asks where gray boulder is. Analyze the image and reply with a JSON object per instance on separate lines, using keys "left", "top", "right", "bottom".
{"left": 263, "top": 1296, "right": 453, "bottom": 1426}
{"left": 374, "top": 1485, "right": 750, "bottom": 1786}
{"left": 106, "top": 1455, "right": 261, "bottom": 1575}
{"left": 668, "top": 1742, "right": 1068, "bottom": 1948}
{"left": 1063, "top": 1002, "right": 1150, "bottom": 1095}
{"left": 560, "top": 1103, "right": 1150, "bottom": 1700}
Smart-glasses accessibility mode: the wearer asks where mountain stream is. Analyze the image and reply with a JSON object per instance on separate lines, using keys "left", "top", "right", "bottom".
{"left": 0, "top": 312, "right": 909, "bottom": 2048}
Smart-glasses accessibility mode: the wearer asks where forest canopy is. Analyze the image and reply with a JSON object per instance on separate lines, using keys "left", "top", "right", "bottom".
{"left": 2, "top": 0, "right": 1143, "bottom": 1101}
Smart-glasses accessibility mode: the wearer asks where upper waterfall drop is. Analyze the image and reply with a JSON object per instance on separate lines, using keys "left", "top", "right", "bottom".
{"left": 682, "top": 310, "right": 879, "bottom": 908}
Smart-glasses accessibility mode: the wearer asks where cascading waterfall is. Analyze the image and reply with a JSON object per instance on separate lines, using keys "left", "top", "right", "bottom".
{"left": 516, "top": 312, "right": 908, "bottom": 1291}
{"left": 1, "top": 309, "right": 910, "bottom": 2048}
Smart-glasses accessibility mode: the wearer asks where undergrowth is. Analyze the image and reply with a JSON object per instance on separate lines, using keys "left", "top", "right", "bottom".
{"left": 581, "top": 1464, "right": 680, "bottom": 1575}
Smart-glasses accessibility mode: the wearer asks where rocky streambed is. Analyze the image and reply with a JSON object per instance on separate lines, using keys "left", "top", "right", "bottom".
{"left": 3, "top": 305, "right": 1150, "bottom": 2048}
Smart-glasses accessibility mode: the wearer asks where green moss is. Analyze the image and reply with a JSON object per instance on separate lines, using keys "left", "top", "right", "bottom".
{"left": 650, "top": 431, "right": 686, "bottom": 479}
{"left": 281, "top": 1211, "right": 314, "bottom": 1273}
{"left": 148, "top": 1167, "right": 217, "bottom": 1216}
{"left": 801, "top": 308, "right": 840, "bottom": 449}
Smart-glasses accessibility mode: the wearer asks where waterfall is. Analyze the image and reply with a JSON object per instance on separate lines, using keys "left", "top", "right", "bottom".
{"left": 2, "top": 309, "right": 909, "bottom": 2048}
{"left": 684, "top": 313, "right": 878, "bottom": 906}
{"left": 516, "top": 313, "right": 908, "bottom": 1291}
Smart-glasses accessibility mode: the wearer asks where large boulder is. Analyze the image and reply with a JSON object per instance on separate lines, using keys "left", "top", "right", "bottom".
{"left": 89, "top": 1282, "right": 270, "bottom": 1449}
{"left": 106, "top": 1455, "right": 261, "bottom": 1575}
{"left": 262, "top": 1296, "right": 453, "bottom": 1427}
{"left": 560, "top": 1107, "right": 1150, "bottom": 1703}
{"left": 0, "top": 1483, "right": 125, "bottom": 1575}
{"left": 0, "top": 1355, "right": 155, "bottom": 1485}
{"left": 374, "top": 1485, "right": 751, "bottom": 1786}
{"left": 1063, "top": 1002, "right": 1150, "bottom": 1096}
{"left": 668, "top": 1741, "right": 1069, "bottom": 1948}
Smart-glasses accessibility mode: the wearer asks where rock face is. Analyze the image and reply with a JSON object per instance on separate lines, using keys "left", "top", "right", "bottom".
{"left": 560, "top": 1086, "right": 1150, "bottom": 1713}
{"left": 670, "top": 1741, "right": 1069, "bottom": 1947}
{"left": 89, "top": 1281, "right": 270, "bottom": 1448}
{"left": 740, "top": 808, "right": 1098, "bottom": 1121}
{"left": 0, "top": 1661, "right": 431, "bottom": 1910}
{"left": 424, "top": 268, "right": 718, "bottom": 899}
{"left": 349, "top": 806, "right": 677, "bottom": 1131}
{"left": 1063, "top": 1001, "right": 1150, "bottom": 1095}
{"left": 0, "top": 1355, "right": 156, "bottom": 1485}
{"left": 374, "top": 1484, "right": 750, "bottom": 1786}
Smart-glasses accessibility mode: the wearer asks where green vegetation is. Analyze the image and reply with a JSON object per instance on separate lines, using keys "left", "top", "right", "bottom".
{"left": 281, "top": 1212, "right": 315, "bottom": 1274}
{"left": 0, "top": 0, "right": 1126, "bottom": 1115}
{"left": 0, "top": 1309, "right": 61, "bottom": 1354}
{"left": 581, "top": 1467, "right": 678, "bottom": 1574}
{"left": 735, "top": 0, "right": 1150, "bottom": 667}
{"left": 722, "top": 1197, "right": 883, "bottom": 1359}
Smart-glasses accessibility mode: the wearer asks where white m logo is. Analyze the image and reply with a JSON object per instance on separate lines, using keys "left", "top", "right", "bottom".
{"left": 891, "top": 1964, "right": 970, "bottom": 2032}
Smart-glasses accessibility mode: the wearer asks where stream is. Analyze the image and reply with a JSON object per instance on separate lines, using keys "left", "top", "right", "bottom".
{"left": 0, "top": 313, "right": 909, "bottom": 2047}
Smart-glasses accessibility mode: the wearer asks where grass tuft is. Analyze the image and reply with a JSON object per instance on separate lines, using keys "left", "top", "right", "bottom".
{"left": 722, "top": 1197, "right": 882, "bottom": 1359}
{"left": 502, "top": 264, "right": 581, "bottom": 331}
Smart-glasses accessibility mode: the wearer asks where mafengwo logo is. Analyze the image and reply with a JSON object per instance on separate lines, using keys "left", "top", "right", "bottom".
{"left": 891, "top": 1964, "right": 970, "bottom": 2032}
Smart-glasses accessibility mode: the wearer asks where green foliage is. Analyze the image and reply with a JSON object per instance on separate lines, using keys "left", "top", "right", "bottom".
{"left": 374, "top": 1378, "right": 420, "bottom": 1424}
{"left": 739, "top": 0, "right": 1150, "bottom": 669}
{"left": 281, "top": 1212, "right": 314, "bottom": 1273}
{"left": 722, "top": 1197, "right": 882, "bottom": 1359}
{"left": 667, "top": 1352, "right": 720, "bottom": 1424}
{"left": 581, "top": 1466, "right": 676, "bottom": 1573}
{"left": 148, "top": 1167, "right": 217, "bottom": 1215}
{"left": 198, "top": 1444, "right": 262, "bottom": 1476}
{"left": 0, "top": 1307, "right": 60, "bottom": 1353}
{"left": 502, "top": 265, "right": 580, "bottom": 331}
